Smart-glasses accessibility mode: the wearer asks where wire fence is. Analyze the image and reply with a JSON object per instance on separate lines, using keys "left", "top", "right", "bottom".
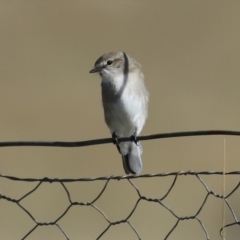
{"left": 1, "top": 130, "right": 240, "bottom": 239}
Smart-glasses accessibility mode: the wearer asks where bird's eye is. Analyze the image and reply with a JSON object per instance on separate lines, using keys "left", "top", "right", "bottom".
{"left": 107, "top": 60, "right": 113, "bottom": 65}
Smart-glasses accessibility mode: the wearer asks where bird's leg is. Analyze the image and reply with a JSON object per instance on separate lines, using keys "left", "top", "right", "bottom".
{"left": 112, "top": 132, "right": 121, "bottom": 153}
{"left": 131, "top": 128, "right": 139, "bottom": 146}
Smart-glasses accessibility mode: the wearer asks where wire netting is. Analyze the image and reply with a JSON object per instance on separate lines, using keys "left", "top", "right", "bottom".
{"left": 1, "top": 130, "right": 240, "bottom": 239}
{"left": 1, "top": 172, "right": 240, "bottom": 239}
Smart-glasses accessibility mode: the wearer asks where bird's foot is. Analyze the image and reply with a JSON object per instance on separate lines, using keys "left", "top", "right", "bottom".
{"left": 112, "top": 132, "right": 121, "bottom": 152}
{"left": 112, "top": 132, "right": 119, "bottom": 145}
{"left": 131, "top": 131, "right": 139, "bottom": 146}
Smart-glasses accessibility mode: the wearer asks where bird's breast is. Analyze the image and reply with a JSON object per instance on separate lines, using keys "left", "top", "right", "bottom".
{"left": 101, "top": 73, "right": 147, "bottom": 136}
{"left": 102, "top": 88, "right": 146, "bottom": 136}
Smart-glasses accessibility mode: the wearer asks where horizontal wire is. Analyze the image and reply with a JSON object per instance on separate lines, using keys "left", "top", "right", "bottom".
{"left": 0, "top": 171, "right": 240, "bottom": 182}
{"left": 0, "top": 130, "right": 240, "bottom": 148}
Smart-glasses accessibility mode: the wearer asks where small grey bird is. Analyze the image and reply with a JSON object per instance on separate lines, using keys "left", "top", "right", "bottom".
{"left": 89, "top": 52, "right": 149, "bottom": 174}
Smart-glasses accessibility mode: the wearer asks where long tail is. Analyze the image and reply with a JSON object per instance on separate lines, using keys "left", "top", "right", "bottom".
{"left": 121, "top": 142, "right": 143, "bottom": 174}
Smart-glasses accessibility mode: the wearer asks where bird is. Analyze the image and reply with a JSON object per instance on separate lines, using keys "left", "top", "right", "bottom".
{"left": 89, "top": 52, "right": 149, "bottom": 174}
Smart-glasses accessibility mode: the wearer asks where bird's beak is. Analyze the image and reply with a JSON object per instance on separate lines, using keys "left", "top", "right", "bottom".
{"left": 89, "top": 66, "right": 103, "bottom": 73}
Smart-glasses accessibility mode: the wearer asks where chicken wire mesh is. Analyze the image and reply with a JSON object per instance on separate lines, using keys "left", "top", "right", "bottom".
{"left": 1, "top": 171, "right": 240, "bottom": 239}
{"left": 0, "top": 130, "right": 240, "bottom": 239}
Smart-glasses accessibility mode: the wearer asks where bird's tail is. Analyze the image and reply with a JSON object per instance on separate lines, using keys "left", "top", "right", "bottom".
{"left": 121, "top": 142, "right": 143, "bottom": 174}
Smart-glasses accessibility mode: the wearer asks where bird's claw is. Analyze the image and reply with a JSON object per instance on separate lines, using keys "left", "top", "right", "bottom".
{"left": 112, "top": 132, "right": 119, "bottom": 145}
{"left": 131, "top": 131, "right": 139, "bottom": 146}
{"left": 112, "top": 132, "right": 121, "bottom": 153}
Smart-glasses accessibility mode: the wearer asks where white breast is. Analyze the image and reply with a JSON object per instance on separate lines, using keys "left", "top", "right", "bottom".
{"left": 102, "top": 72, "right": 147, "bottom": 137}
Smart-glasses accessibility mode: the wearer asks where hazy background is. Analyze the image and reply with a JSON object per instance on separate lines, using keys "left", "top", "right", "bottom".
{"left": 0, "top": 1, "right": 240, "bottom": 239}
